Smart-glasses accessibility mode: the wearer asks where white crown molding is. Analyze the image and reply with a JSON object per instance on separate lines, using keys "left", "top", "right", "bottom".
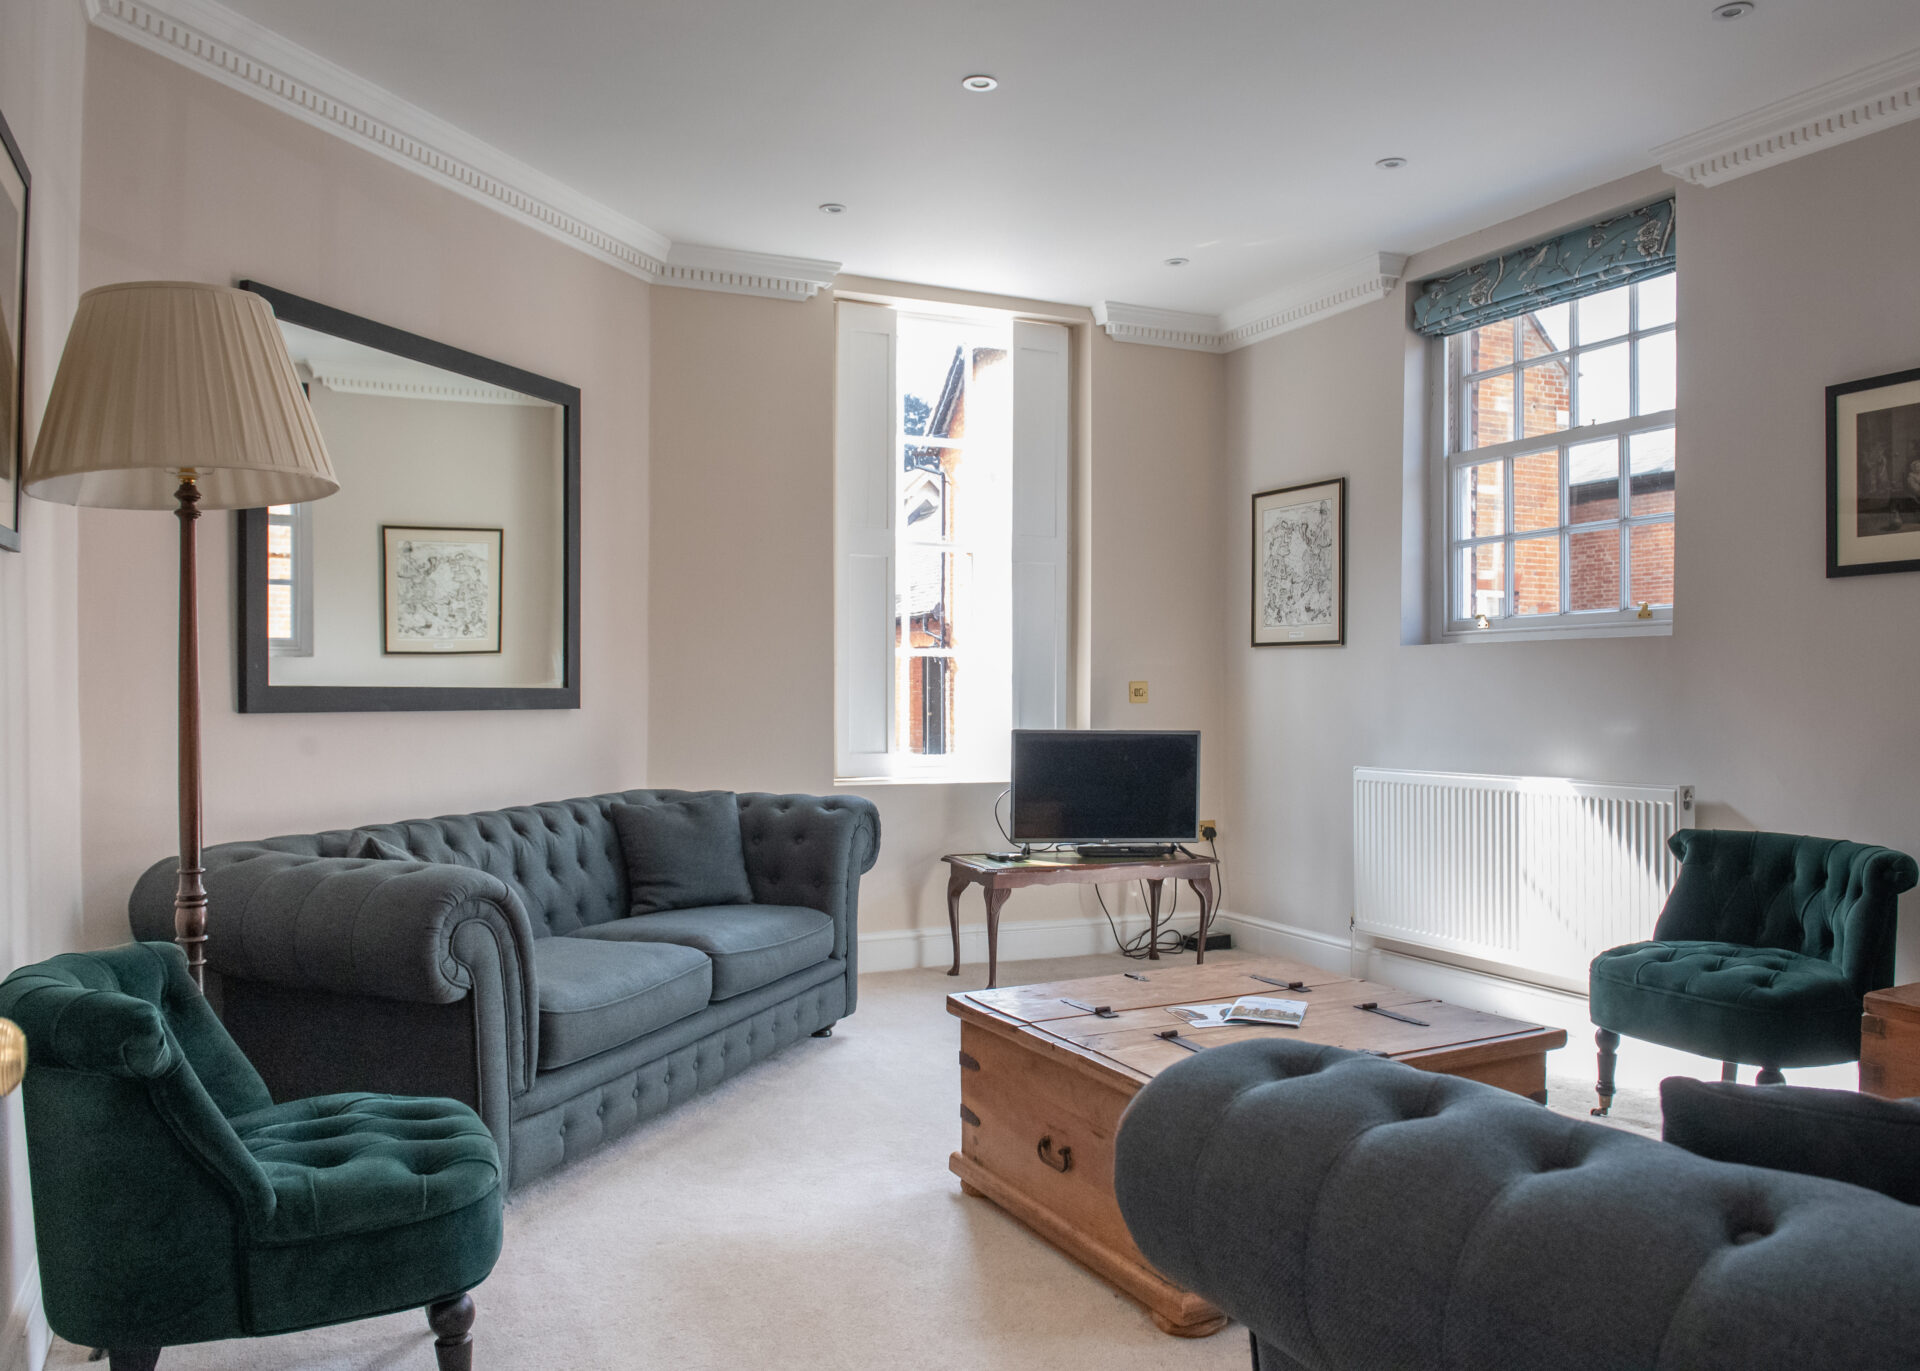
{"left": 85, "top": 0, "right": 841, "bottom": 301}
{"left": 1653, "top": 44, "right": 1920, "bottom": 187}
{"left": 1091, "top": 302, "right": 1226, "bottom": 352}
{"left": 1097, "top": 251, "right": 1407, "bottom": 354}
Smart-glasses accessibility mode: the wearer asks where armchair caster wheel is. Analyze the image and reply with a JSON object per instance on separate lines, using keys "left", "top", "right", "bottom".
{"left": 1590, "top": 1100, "right": 1612, "bottom": 1117}
{"left": 811, "top": 1025, "right": 834, "bottom": 1038}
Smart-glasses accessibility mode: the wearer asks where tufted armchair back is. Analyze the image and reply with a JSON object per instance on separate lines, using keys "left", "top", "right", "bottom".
{"left": 1654, "top": 829, "right": 1918, "bottom": 994}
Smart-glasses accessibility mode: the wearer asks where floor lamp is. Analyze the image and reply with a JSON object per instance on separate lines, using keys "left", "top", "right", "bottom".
{"left": 24, "top": 282, "right": 337, "bottom": 993}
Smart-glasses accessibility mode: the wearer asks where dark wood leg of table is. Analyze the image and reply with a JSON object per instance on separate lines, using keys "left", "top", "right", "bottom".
{"left": 945, "top": 868, "right": 970, "bottom": 977}
{"left": 1145, "top": 879, "right": 1165, "bottom": 960}
{"left": 984, "top": 884, "right": 1012, "bottom": 989}
{"left": 1189, "top": 875, "right": 1216, "bottom": 964}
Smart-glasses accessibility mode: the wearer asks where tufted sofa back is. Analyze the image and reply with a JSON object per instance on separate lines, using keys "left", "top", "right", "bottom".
{"left": 1654, "top": 829, "right": 1918, "bottom": 992}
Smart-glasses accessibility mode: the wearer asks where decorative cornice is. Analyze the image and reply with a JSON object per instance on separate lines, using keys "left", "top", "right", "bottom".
{"left": 308, "top": 370, "right": 550, "bottom": 407}
{"left": 1097, "top": 252, "right": 1407, "bottom": 354}
{"left": 1654, "top": 45, "right": 1920, "bottom": 187}
{"left": 84, "top": 0, "right": 840, "bottom": 301}
{"left": 1091, "top": 302, "right": 1226, "bottom": 353}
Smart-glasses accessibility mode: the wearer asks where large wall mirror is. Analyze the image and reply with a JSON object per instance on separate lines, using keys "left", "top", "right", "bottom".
{"left": 235, "top": 282, "right": 580, "bottom": 711}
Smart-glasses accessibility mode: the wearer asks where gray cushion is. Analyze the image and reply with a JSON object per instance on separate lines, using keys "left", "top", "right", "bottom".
{"left": 571, "top": 905, "right": 833, "bottom": 1001}
{"left": 532, "top": 938, "right": 711, "bottom": 1071}
{"left": 611, "top": 794, "right": 755, "bottom": 916}
{"left": 1662, "top": 1076, "right": 1920, "bottom": 1204}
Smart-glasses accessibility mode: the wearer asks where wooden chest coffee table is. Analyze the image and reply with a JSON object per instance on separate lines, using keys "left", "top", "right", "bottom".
{"left": 947, "top": 957, "right": 1567, "bottom": 1337}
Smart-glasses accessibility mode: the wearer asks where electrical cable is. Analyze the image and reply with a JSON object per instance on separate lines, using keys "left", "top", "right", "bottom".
{"left": 993, "top": 787, "right": 1012, "bottom": 845}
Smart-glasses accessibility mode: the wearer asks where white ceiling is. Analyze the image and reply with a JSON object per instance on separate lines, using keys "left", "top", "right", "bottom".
{"left": 211, "top": 0, "right": 1920, "bottom": 313}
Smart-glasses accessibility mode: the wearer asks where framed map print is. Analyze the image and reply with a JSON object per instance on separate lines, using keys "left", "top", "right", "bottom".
{"left": 0, "top": 107, "right": 29, "bottom": 553}
{"left": 1829, "top": 366, "right": 1920, "bottom": 577}
{"left": 1251, "top": 478, "right": 1345, "bottom": 646}
{"left": 382, "top": 525, "right": 504, "bottom": 654}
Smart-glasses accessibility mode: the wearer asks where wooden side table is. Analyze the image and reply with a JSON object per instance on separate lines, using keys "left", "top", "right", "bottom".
{"left": 941, "top": 853, "right": 1217, "bottom": 988}
{"left": 1860, "top": 983, "right": 1920, "bottom": 1098}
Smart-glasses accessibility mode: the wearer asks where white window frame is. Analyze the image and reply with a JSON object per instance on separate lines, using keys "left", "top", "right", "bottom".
{"left": 1431, "top": 278, "right": 1676, "bottom": 643}
{"left": 834, "top": 302, "right": 1069, "bottom": 783}
{"left": 267, "top": 502, "right": 314, "bottom": 657}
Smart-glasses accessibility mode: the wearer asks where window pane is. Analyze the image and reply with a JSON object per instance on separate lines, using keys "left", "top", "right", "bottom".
{"left": 1576, "top": 342, "right": 1630, "bottom": 426}
{"left": 267, "top": 504, "right": 293, "bottom": 516}
{"left": 1521, "top": 304, "right": 1570, "bottom": 359}
{"left": 1513, "top": 449, "right": 1560, "bottom": 532}
{"left": 267, "top": 583, "right": 293, "bottom": 641}
{"left": 897, "top": 652, "right": 955, "bottom": 756}
{"left": 1512, "top": 535, "right": 1562, "bottom": 616}
{"left": 1467, "top": 319, "right": 1514, "bottom": 373}
{"left": 1460, "top": 542, "right": 1506, "bottom": 620}
{"left": 1579, "top": 286, "right": 1630, "bottom": 343}
{"left": 1468, "top": 372, "right": 1514, "bottom": 448}
{"left": 1637, "top": 331, "right": 1676, "bottom": 415}
{"left": 1456, "top": 461, "right": 1504, "bottom": 538}
{"left": 899, "top": 325, "right": 969, "bottom": 439}
{"left": 900, "top": 453, "right": 948, "bottom": 537}
{"left": 1569, "top": 527, "right": 1622, "bottom": 611}
{"left": 1521, "top": 359, "right": 1571, "bottom": 438}
{"left": 1629, "top": 429, "right": 1676, "bottom": 517}
{"left": 1630, "top": 521, "right": 1675, "bottom": 608}
{"left": 1638, "top": 274, "right": 1676, "bottom": 329}
{"left": 1568, "top": 439, "right": 1618, "bottom": 523}
{"left": 268, "top": 552, "right": 292, "bottom": 581}
{"left": 268, "top": 523, "right": 292, "bottom": 556}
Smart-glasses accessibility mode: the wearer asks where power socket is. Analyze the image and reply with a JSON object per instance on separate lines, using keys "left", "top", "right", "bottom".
{"left": 1198, "top": 818, "right": 1218, "bottom": 842}
{"left": 1181, "top": 931, "right": 1233, "bottom": 952}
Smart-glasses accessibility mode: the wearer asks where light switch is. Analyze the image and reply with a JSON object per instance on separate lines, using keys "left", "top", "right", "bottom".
{"left": 1128, "top": 681, "right": 1149, "bottom": 704}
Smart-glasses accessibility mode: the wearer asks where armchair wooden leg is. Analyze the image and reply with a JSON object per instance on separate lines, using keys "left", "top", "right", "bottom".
{"left": 1591, "top": 1028, "right": 1620, "bottom": 1116}
{"left": 428, "top": 1293, "right": 475, "bottom": 1371}
{"left": 811, "top": 1025, "right": 834, "bottom": 1038}
{"left": 107, "top": 1352, "right": 160, "bottom": 1371}
{"left": 1721, "top": 1060, "right": 1739, "bottom": 1082}
{"left": 1756, "top": 1066, "right": 1785, "bottom": 1085}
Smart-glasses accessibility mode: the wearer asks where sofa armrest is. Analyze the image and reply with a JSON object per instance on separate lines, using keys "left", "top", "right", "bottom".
{"left": 1115, "top": 1038, "right": 1920, "bottom": 1371}
{"left": 735, "top": 794, "right": 880, "bottom": 993}
{"left": 130, "top": 846, "right": 539, "bottom": 1103}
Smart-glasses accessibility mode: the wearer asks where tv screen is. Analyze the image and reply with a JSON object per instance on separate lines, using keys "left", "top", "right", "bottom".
{"left": 1010, "top": 730, "right": 1200, "bottom": 843}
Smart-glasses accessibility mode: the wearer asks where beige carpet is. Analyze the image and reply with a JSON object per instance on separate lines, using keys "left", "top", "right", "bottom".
{"left": 49, "top": 950, "right": 1657, "bottom": 1371}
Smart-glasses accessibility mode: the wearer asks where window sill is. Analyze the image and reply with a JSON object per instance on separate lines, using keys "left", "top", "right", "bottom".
{"left": 834, "top": 774, "right": 1010, "bottom": 788}
{"left": 1438, "top": 616, "right": 1672, "bottom": 645}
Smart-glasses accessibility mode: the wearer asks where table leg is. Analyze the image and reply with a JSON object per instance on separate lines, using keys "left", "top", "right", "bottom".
{"left": 1188, "top": 874, "right": 1216, "bottom": 964}
{"left": 1145, "top": 879, "right": 1165, "bottom": 960}
{"left": 983, "top": 885, "right": 1011, "bottom": 989}
{"left": 945, "top": 868, "right": 970, "bottom": 977}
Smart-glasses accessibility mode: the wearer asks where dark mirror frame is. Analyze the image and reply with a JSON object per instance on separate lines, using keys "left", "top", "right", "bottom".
{"left": 234, "top": 280, "right": 581, "bottom": 712}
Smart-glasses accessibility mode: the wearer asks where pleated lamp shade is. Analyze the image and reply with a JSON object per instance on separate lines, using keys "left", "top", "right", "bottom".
{"left": 25, "top": 281, "right": 337, "bottom": 510}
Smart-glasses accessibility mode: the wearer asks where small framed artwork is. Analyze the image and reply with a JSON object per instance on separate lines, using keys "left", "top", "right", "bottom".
{"left": 1252, "top": 477, "right": 1346, "bottom": 646}
{"left": 1829, "top": 366, "right": 1920, "bottom": 578}
{"left": 0, "top": 107, "right": 30, "bottom": 553}
{"left": 382, "top": 525, "right": 504, "bottom": 654}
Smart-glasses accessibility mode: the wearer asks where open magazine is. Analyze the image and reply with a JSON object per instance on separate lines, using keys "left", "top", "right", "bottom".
{"left": 1164, "top": 996, "right": 1309, "bottom": 1030}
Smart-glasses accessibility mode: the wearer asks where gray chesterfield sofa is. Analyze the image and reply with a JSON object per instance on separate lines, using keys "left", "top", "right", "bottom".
{"left": 1115, "top": 1039, "right": 1920, "bottom": 1371}
{"left": 129, "top": 790, "right": 880, "bottom": 1190}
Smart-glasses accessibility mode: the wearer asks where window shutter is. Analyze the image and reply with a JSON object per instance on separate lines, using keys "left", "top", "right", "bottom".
{"left": 835, "top": 302, "right": 897, "bottom": 778}
{"left": 1011, "top": 320, "right": 1070, "bottom": 730}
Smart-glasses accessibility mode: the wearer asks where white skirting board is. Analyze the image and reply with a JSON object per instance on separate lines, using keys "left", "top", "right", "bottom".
{"left": 856, "top": 909, "right": 1356, "bottom": 976}
{"left": 0, "top": 1262, "right": 47, "bottom": 1371}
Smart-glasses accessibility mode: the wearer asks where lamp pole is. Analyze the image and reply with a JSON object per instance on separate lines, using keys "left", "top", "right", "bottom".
{"left": 174, "top": 471, "right": 207, "bottom": 993}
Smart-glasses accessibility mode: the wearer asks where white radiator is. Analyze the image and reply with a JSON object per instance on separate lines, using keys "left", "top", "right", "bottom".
{"left": 1353, "top": 768, "right": 1694, "bottom": 992}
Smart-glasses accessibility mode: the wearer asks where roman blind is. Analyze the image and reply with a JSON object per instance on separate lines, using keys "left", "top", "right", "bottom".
{"left": 1412, "top": 198, "right": 1676, "bottom": 338}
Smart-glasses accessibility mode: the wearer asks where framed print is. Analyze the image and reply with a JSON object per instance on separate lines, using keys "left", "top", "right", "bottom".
{"left": 1252, "top": 477, "right": 1346, "bottom": 646}
{"left": 1829, "top": 366, "right": 1920, "bottom": 578}
{"left": 0, "top": 108, "right": 29, "bottom": 553}
{"left": 382, "top": 525, "right": 504, "bottom": 654}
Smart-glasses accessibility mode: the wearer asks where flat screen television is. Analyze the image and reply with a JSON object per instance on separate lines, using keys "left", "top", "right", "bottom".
{"left": 1010, "top": 730, "right": 1200, "bottom": 844}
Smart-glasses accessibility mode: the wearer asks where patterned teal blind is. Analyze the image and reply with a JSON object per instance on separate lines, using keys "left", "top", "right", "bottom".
{"left": 1411, "top": 199, "right": 1676, "bottom": 338}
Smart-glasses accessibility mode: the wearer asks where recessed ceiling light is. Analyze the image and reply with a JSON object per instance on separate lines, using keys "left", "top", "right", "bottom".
{"left": 1711, "top": 0, "right": 1754, "bottom": 16}
{"left": 1375, "top": 156, "right": 1409, "bottom": 170}
{"left": 818, "top": 203, "right": 846, "bottom": 214}
{"left": 1164, "top": 257, "right": 1189, "bottom": 267}
{"left": 961, "top": 75, "right": 999, "bottom": 93}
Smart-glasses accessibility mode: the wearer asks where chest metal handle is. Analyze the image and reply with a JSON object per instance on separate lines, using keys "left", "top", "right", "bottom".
{"left": 1037, "top": 1135, "right": 1073, "bottom": 1173}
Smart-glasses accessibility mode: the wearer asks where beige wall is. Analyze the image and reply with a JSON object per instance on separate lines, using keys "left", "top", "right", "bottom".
{"left": 0, "top": 0, "right": 89, "bottom": 1358}
{"left": 1222, "top": 127, "right": 1920, "bottom": 977}
{"left": 74, "top": 31, "right": 652, "bottom": 947}
{"left": 648, "top": 284, "right": 1225, "bottom": 946}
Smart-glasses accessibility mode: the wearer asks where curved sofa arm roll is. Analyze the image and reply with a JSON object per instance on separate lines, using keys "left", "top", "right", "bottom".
{"left": 1115, "top": 1038, "right": 1920, "bottom": 1371}
{"left": 735, "top": 795, "right": 881, "bottom": 999}
{"left": 130, "top": 846, "right": 539, "bottom": 1092}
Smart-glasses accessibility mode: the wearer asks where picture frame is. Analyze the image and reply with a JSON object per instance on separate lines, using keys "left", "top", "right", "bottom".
{"left": 381, "top": 524, "right": 504, "bottom": 655}
{"left": 0, "top": 107, "right": 30, "bottom": 553}
{"left": 1251, "top": 477, "right": 1346, "bottom": 646}
{"left": 1828, "top": 366, "right": 1920, "bottom": 578}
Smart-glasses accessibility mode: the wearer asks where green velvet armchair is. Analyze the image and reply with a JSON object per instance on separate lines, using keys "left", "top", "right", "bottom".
{"left": 1589, "top": 828, "right": 1918, "bottom": 1114}
{"left": 0, "top": 943, "right": 502, "bottom": 1371}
